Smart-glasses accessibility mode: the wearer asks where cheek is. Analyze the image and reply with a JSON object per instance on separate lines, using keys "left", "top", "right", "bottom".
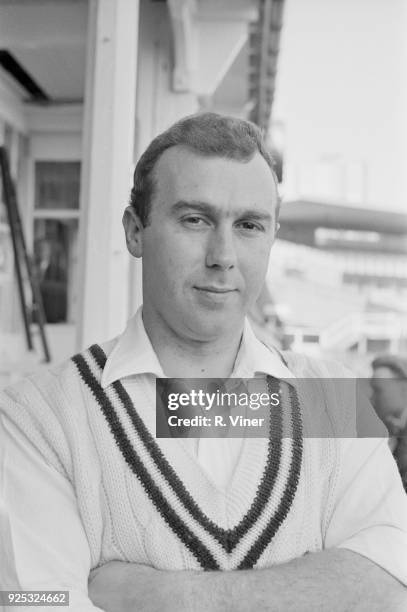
{"left": 240, "top": 244, "right": 270, "bottom": 284}
{"left": 147, "top": 249, "right": 190, "bottom": 296}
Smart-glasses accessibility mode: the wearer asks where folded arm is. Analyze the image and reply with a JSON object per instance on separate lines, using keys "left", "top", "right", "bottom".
{"left": 90, "top": 438, "right": 407, "bottom": 612}
{"left": 89, "top": 549, "right": 407, "bottom": 612}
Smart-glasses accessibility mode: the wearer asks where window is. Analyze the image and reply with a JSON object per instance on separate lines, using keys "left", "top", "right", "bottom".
{"left": 366, "top": 338, "right": 391, "bottom": 353}
{"left": 35, "top": 162, "right": 80, "bottom": 210}
{"left": 33, "top": 162, "right": 81, "bottom": 323}
{"left": 303, "top": 334, "right": 319, "bottom": 343}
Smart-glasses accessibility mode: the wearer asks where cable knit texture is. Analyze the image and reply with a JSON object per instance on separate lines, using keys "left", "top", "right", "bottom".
{"left": 0, "top": 342, "right": 355, "bottom": 571}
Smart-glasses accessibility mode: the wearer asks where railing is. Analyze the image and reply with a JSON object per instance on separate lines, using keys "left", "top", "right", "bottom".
{"left": 319, "top": 313, "right": 361, "bottom": 349}
{"left": 320, "top": 312, "right": 405, "bottom": 350}
{"left": 285, "top": 312, "right": 406, "bottom": 354}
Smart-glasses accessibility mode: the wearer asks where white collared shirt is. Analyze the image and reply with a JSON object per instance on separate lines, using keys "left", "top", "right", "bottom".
{"left": 101, "top": 307, "right": 295, "bottom": 386}
{"left": 101, "top": 308, "right": 295, "bottom": 489}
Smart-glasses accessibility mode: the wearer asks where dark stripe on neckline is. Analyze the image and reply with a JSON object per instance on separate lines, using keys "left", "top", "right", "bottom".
{"left": 73, "top": 344, "right": 303, "bottom": 569}
{"left": 89, "top": 344, "right": 288, "bottom": 554}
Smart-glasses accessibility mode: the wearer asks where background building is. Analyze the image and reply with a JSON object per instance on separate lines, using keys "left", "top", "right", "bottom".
{"left": 268, "top": 202, "right": 407, "bottom": 370}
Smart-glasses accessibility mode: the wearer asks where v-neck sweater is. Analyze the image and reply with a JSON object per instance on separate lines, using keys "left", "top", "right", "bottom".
{"left": 0, "top": 341, "right": 358, "bottom": 572}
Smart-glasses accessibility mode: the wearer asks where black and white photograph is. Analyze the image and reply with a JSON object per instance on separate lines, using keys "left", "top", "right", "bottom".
{"left": 0, "top": 0, "right": 406, "bottom": 610}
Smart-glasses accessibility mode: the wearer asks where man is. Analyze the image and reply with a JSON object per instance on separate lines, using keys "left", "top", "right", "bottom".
{"left": 1, "top": 113, "right": 406, "bottom": 611}
{"left": 371, "top": 354, "right": 407, "bottom": 491}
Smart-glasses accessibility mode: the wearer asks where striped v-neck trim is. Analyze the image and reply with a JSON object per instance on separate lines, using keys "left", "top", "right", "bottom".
{"left": 72, "top": 344, "right": 303, "bottom": 570}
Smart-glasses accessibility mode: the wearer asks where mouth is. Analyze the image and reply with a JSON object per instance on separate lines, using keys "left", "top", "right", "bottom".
{"left": 194, "top": 286, "right": 237, "bottom": 294}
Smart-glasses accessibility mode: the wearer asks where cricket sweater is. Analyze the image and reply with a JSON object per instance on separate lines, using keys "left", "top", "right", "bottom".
{"left": 0, "top": 342, "right": 357, "bottom": 572}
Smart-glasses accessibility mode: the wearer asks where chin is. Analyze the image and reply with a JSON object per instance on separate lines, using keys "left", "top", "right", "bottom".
{"left": 188, "top": 313, "right": 242, "bottom": 339}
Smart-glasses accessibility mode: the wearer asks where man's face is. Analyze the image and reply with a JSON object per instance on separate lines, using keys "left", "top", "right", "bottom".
{"left": 370, "top": 366, "right": 407, "bottom": 433}
{"left": 132, "top": 146, "right": 278, "bottom": 342}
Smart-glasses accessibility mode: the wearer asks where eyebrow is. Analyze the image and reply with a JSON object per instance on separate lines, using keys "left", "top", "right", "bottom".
{"left": 170, "top": 200, "right": 273, "bottom": 222}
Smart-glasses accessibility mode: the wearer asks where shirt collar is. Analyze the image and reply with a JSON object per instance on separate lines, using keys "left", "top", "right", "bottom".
{"left": 101, "top": 306, "right": 295, "bottom": 388}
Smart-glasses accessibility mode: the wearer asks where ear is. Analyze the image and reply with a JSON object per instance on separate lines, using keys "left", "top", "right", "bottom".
{"left": 274, "top": 195, "right": 281, "bottom": 236}
{"left": 123, "top": 206, "right": 144, "bottom": 258}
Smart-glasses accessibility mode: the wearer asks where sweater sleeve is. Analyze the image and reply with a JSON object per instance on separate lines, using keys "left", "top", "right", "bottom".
{"left": 284, "top": 353, "right": 407, "bottom": 584}
{"left": 0, "top": 409, "right": 104, "bottom": 611}
{"left": 323, "top": 437, "right": 407, "bottom": 586}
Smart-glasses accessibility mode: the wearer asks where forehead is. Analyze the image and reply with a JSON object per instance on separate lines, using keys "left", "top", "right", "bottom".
{"left": 152, "top": 146, "right": 278, "bottom": 213}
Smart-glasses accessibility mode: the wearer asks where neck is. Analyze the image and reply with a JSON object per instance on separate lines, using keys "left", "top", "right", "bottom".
{"left": 142, "top": 308, "right": 244, "bottom": 378}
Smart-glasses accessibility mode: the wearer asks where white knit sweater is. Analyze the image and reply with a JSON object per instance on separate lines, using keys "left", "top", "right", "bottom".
{"left": 0, "top": 343, "right": 355, "bottom": 572}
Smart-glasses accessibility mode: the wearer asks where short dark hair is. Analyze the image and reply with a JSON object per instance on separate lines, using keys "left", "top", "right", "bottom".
{"left": 129, "top": 112, "right": 278, "bottom": 226}
{"left": 372, "top": 355, "right": 407, "bottom": 379}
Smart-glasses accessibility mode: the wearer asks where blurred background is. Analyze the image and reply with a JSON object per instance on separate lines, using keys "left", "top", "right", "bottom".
{"left": 0, "top": 0, "right": 406, "bottom": 388}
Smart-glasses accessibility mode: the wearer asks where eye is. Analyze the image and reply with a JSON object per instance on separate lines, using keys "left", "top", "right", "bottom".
{"left": 181, "top": 216, "right": 208, "bottom": 227}
{"left": 236, "top": 220, "right": 264, "bottom": 232}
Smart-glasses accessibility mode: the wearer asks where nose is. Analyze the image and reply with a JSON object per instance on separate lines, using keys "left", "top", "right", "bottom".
{"left": 205, "top": 225, "right": 236, "bottom": 270}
